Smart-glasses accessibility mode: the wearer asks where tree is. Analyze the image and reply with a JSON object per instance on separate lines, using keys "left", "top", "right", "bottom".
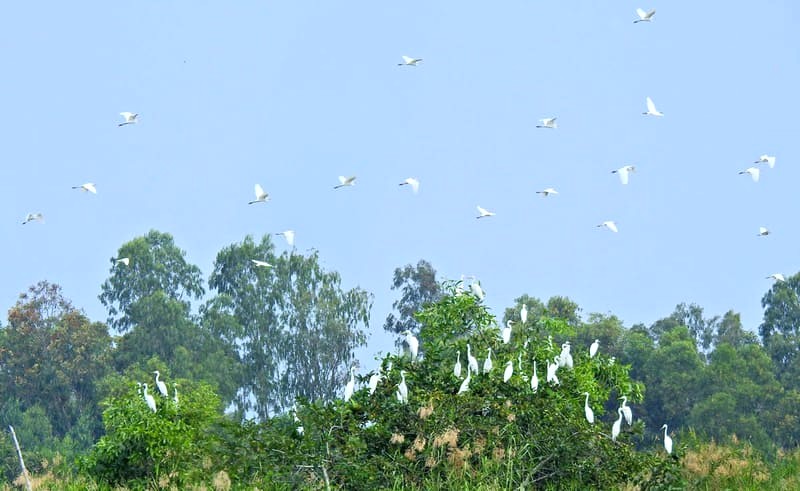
{"left": 713, "top": 310, "right": 758, "bottom": 348}
{"left": 383, "top": 260, "right": 441, "bottom": 338}
{"left": 205, "top": 235, "right": 373, "bottom": 418}
{"left": 99, "top": 230, "right": 204, "bottom": 332}
{"left": 759, "top": 273, "right": 800, "bottom": 384}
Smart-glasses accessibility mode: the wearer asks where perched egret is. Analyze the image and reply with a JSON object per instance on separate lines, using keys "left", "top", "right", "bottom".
{"left": 22, "top": 213, "right": 44, "bottom": 225}
{"left": 501, "top": 320, "right": 513, "bottom": 344}
{"left": 621, "top": 396, "right": 633, "bottom": 425}
{"left": 470, "top": 280, "right": 485, "bottom": 300}
{"left": 401, "top": 330, "right": 419, "bottom": 361}
{"left": 454, "top": 351, "right": 462, "bottom": 378}
{"left": 755, "top": 154, "right": 776, "bottom": 168}
{"left": 275, "top": 230, "right": 295, "bottom": 246}
{"left": 589, "top": 339, "right": 600, "bottom": 358}
{"left": 583, "top": 392, "right": 595, "bottom": 424}
{"left": 767, "top": 273, "right": 786, "bottom": 282}
{"left": 739, "top": 167, "right": 760, "bottom": 182}
{"left": 458, "top": 366, "right": 472, "bottom": 395}
{"left": 559, "top": 343, "right": 574, "bottom": 369}
{"left": 251, "top": 259, "right": 273, "bottom": 268}
{"left": 531, "top": 362, "right": 539, "bottom": 392}
{"left": 643, "top": 97, "right": 663, "bottom": 116}
{"left": 399, "top": 177, "right": 420, "bottom": 193}
{"left": 520, "top": 304, "right": 528, "bottom": 325}
{"left": 476, "top": 206, "right": 496, "bottom": 219}
{"left": 467, "top": 344, "right": 479, "bottom": 373}
{"left": 634, "top": 8, "right": 656, "bottom": 23}
{"left": 612, "top": 408, "right": 623, "bottom": 441}
{"left": 546, "top": 359, "right": 560, "bottom": 385}
{"left": 344, "top": 366, "right": 356, "bottom": 402}
{"left": 503, "top": 360, "right": 514, "bottom": 383}
{"left": 612, "top": 165, "right": 636, "bottom": 185}
{"left": 661, "top": 424, "right": 673, "bottom": 454}
{"left": 334, "top": 176, "right": 356, "bottom": 189}
{"left": 115, "top": 257, "right": 130, "bottom": 266}
{"left": 536, "top": 117, "right": 557, "bottom": 129}
{"left": 368, "top": 371, "right": 382, "bottom": 395}
{"left": 172, "top": 383, "right": 179, "bottom": 405}
{"left": 292, "top": 404, "right": 304, "bottom": 436}
{"left": 398, "top": 55, "right": 422, "bottom": 66}
{"left": 153, "top": 371, "right": 168, "bottom": 398}
{"left": 758, "top": 227, "right": 770, "bottom": 237}
{"left": 397, "top": 370, "right": 408, "bottom": 403}
{"left": 483, "top": 347, "right": 494, "bottom": 374}
{"left": 248, "top": 184, "right": 270, "bottom": 204}
{"left": 72, "top": 182, "right": 97, "bottom": 194}
{"left": 535, "top": 188, "right": 558, "bottom": 197}
{"left": 119, "top": 112, "right": 138, "bottom": 126}
{"left": 597, "top": 221, "right": 619, "bottom": 233}
{"left": 142, "top": 383, "right": 157, "bottom": 413}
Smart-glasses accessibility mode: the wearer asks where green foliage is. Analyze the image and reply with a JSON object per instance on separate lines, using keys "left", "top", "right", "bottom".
{"left": 384, "top": 259, "right": 442, "bottom": 338}
{"left": 760, "top": 273, "right": 800, "bottom": 384}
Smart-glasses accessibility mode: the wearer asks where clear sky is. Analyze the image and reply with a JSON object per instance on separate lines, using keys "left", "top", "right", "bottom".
{"left": 2, "top": 2, "right": 798, "bottom": 371}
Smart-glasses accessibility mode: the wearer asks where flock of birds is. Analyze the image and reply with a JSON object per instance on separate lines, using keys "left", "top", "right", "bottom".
{"left": 135, "top": 370, "right": 179, "bottom": 413}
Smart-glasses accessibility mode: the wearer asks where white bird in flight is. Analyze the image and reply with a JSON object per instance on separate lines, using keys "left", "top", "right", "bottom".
{"left": 251, "top": 259, "right": 273, "bottom": 268}
{"left": 643, "top": 97, "right": 663, "bottom": 116}
{"left": 758, "top": 227, "right": 770, "bottom": 237}
{"left": 398, "top": 55, "right": 422, "bottom": 66}
{"left": 739, "top": 167, "right": 760, "bottom": 182}
{"left": 536, "top": 117, "right": 557, "bottom": 129}
{"left": 72, "top": 182, "right": 97, "bottom": 194}
{"left": 612, "top": 165, "right": 636, "bottom": 185}
{"left": 755, "top": 155, "right": 776, "bottom": 168}
{"left": 334, "top": 176, "right": 356, "bottom": 189}
{"left": 767, "top": 273, "right": 785, "bottom": 282}
{"left": 119, "top": 112, "right": 138, "bottom": 126}
{"left": 275, "top": 230, "right": 295, "bottom": 247}
{"left": 535, "top": 188, "right": 558, "bottom": 197}
{"left": 476, "top": 206, "right": 496, "bottom": 219}
{"left": 249, "top": 184, "right": 270, "bottom": 204}
{"left": 115, "top": 257, "right": 130, "bottom": 266}
{"left": 22, "top": 213, "right": 44, "bottom": 225}
{"left": 597, "top": 221, "right": 618, "bottom": 233}
{"left": 399, "top": 177, "right": 420, "bottom": 193}
{"left": 634, "top": 8, "right": 656, "bottom": 23}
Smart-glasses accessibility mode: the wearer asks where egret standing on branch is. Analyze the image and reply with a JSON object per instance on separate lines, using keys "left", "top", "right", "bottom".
{"left": 467, "top": 344, "right": 479, "bottom": 374}
{"left": 153, "top": 371, "right": 168, "bottom": 398}
{"left": 589, "top": 339, "right": 600, "bottom": 358}
{"left": 612, "top": 408, "right": 623, "bottom": 441}
{"left": 520, "top": 304, "right": 528, "bottom": 325}
{"left": 503, "top": 360, "right": 514, "bottom": 383}
{"left": 531, "top": 361, "right": 539, "bottom": 392}
{"left": 483, "top": 348, "right": 494, "bottom": 374}
{"left": 142, "top": 384, "right": 157, "bottom": 413}
{"left": 501, "top": 320, "right": 513, "bottom": 344}
{"left": 458, "top": 366, "right": 472, "bottom": 395}
{"left": 661, "top": 424, "right": 673, "bottom": 454}
{"left": 583, "top": 392, "right": 595, "bottom": 424}
{"left": 401, "top": 330, "right": 419, "bottom": 361}
{"left": 454, "top": 351, "right": 462, "bottom": 378}
{"left": 620, "top": 396, "right": 633, "bottom": 425}
{"left": 396, "top": 370, "right": 408, "bottom": 404}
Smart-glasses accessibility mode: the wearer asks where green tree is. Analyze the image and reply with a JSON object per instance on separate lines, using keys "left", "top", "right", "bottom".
{"left": 759, "top": 273, "right": 800, "bottom": 384}
{"left": 205, "top": 235, "right": 373, "bottom": 418}
{"left": 383, "top": 260, "right": 441, "bottom": 338}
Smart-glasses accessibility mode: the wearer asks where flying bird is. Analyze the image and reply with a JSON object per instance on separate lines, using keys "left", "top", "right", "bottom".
{"left": 22, "top": 213, "right": 44, "bottom": 225}
{"left": 119, "top": 112, "right": 138, "bottom": 126}
{"left": 398, "top": 56, "right": 422, "bottom": 66}
{"left": 334, "top": 176, "right": 356, "bottom": 189}
{"left": 275, "top": 230, "right": 295, "bottom": 246}
{"left": 251, "top": 259, "right": 273, "bottom": 268}
{"left": 755, "top": 155, "right": 776, "bottom": 168}
{"left": 399, "top": 177, "right": 420, "bottom": 193}
{"left": 739, "top": 167, "right": 760, "bottom": 182}
{"left": 72, "top": 183, "right": 97, "bottom": 194}
{"left": 536, "top": 188, "right": 558, "bottom": 197}
{"left": 643, "top": 97, "right": 663, "bottom": 116}
{"left": 758, "top": 227, "right": 770, "bottom": 237}
{"left": 597, "top": 221, "right": 618, "bottom": 233}
{"left": 634, "top": 8, "right": 656, "bottom": 23}
{"left": 248, "top": 184, "right": 270, "bottom": 204}
{"left": 476, "top": 206, "right": 496, "bottom": 219}
{"left": 612, "top": 165, "right": 636, "bottom": 185}
{"left": 536, "top": 117, "right": 557, "bottom": 129}
{"left": 767, "top": 273, "right": 785, "bottom": 282}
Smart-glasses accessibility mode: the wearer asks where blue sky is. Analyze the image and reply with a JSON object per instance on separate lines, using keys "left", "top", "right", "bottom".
{"left": 2, "top": 2, "right": 799, "bottom": 370}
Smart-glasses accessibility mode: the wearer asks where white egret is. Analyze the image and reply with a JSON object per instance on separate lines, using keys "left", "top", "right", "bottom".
{"left": 739, "top": 167, "right": 760, "bottom": 182}
{"left": 536, "top": 117, "right": 557, "bottom": 129}
{"left": 153, "top": 371, "right": 168, "bottom": 398}
{"left": 142, "top": 383, "right": 157, "bottom": 413}
{"left": 467, "top": 344, "right": 479, "bottom": 373}
{"left": 275, "top": 230, "right": 295, "bottom": 246}
{"left": 470, "top": 280, "right": 485, "bottom": 300}
{"left": 476, "top": 206, "right": 496, "bottom": 219}
{"left": 292, "top": 404, "right": 304, "bottom": 436}
{"left": 401, "top": 330, "right": 419, "bottom": 361}
{"left": 22, "top": 213, "right": 44, "bottom": 225}
{"left": 620, "top": 396, "right": 633, "bottom": 425}
{"left": 72, "top": 182, "right": 97, "bottom": 194}
{"left": 396, "top": 370, "right": 408, "bottom": 403}
{"left": 546, "top": 359, "right": 560, "bottom": 385}
{"left": 767, "top": 273, "right": 786, "bottom": 282}
{"left": 643, "top": 97, "right": 663, "bottom": 117}
{"left": 251, "top": 259, "right": 273, "bottom": 268}
{"left": 583, "top": 392, "right": 595, "bottom": 424}
{"left": 248, "top": 184, "right": 270, "bottom": 204}
{"left": 115, "top": 257, "right": 130, "bottom": 266}
{"left": 559, "top": 342, "right": 574, "bottom": 369}
{"left": 661, "top": 424, "right": 673, "bottom": 454}
{"left": 344, "top": 366, "right": 356, "bottom": 402}
{"left": 758, "top": 227, "right": 770, "bottom": 237}
{"left": 399, "top": 177, "right": 420, "bottom": 193}
{"left": 454, "top": 351, "right": 462, "bottom": 378}
{"left": 482, "top": 347, "right": 493, "bottom": 374}
{"left": 535, "top": 188, "right": 558, "bottom": 197}
{"left": 589, "top": 339, "right": 600, "bottom": 358}
{"left": 398, "top": 56, "right": 422, "bottom": 66}
{"left": 119, "top": 112, "right": 138, "bottom": 126}
{"left": 755, "top": 154, "right": 776, "bottom": 168}
{"left": 368, "top": 372, "right": 382, "bottom": 395}
{"left": 520, "top": 304, "right": 528, "bottom": 325}
{"left": 458, "top": 366, "right": 472, "bottom": 395}
{"left": 503, "top": 360, "right": 514, "bottom": 383}
{"left": 501, "top": 320, "right": 513, "bottom": 344}
{"left": 612, "top": 165, "right": 635, "bottom": 185}
{"left": 334, "top": 175, "right": 357, "bottom": 189}
{"left": 612, "top": 408, "right": 623, "bottom": 441}
{"left": 531, "top": 362, "right": 539, "bottom": 392}
{"left": 634, "top": 8, "right": 656, "bottom": 23}
{"left": 597, "top": 221, "right": 619, "bottom": 233}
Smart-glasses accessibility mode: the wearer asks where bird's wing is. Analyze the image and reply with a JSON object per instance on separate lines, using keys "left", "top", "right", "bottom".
{"left": 477, "top": 206, "right": 487, "bottom": 215}
{"left": 338, "top": 176, "right": 348, "bottom": 184}
{"left": 618, "top": 168, "right": 629, "bottom": 184}
{"left": 646, "top": 9, "right": 656, "bottom": 17}
{"left": 751, "top": 168, "right": 760, "bottom": 182}
{"left": 254, "top": 184, "right": 265, "bottom": 198}
{"left": 607, "top": 222, "right": 618, "bottom": 232}
{"left": 410, "top": 179, "right": 419, "bottom": 192}
{"left": 646, "top": 97, "right": 656, "bottom": 113}
{"left": 636, "top": 8, "right": 647, "bottom": 18}
{"left": 401, "top": 56, "right": 413, "bottom": 64}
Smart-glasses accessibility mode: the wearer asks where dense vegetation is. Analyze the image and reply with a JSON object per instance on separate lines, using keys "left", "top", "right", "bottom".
{"left": 2, "top": 231, "right": 800, "bottom": 489}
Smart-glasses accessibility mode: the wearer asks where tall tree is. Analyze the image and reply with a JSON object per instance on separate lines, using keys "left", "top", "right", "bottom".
{"left": 383, "top": 259, "right": 441, "bottom": 337}
{"left": 205, "top": 235, "right": 372, "bottom": 418}
{"left": 759, "top": 273, "right": 800, "bottom": 383}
